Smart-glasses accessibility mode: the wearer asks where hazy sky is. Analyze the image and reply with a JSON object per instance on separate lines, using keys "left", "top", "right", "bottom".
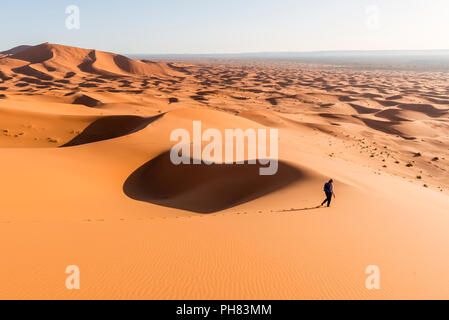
{"left": 1, "top": 0, "right": 449, "bottom": 54}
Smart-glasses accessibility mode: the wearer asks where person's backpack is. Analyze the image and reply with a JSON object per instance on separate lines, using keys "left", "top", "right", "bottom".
{"left": 324, "top": 182, "right": 330, "bottom": 192}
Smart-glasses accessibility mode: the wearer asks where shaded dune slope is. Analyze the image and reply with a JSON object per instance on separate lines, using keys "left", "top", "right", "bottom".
{"left": 123, "top": 151, "right": 305, "bottom": 213}
{"left": 61, "top": 113, "right": 164, "bottom": 147}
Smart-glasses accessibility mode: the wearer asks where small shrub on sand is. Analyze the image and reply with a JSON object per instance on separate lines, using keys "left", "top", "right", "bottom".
{"left": 406, "top": 163, "right": 413, "bottom": 167}
{"left": 432, "top": 157, "right": 439, "bottom": 162}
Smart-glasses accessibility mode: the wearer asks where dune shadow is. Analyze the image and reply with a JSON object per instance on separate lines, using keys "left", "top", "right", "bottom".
{"left": 0, "top": 71, "right": 12, "bottom": 81}
{"left": 61, "top": 113, "right": 164, "bottom": 147}
{"left": 64, "top": 72, "right": 76, "bottom": 79}
{"left": 266, "top": 97, "right": 279, "bottom": 106}
{"left": 72, "top": 94, "right": 102, "bottom": 107}
{"left": 353, "top": 115, "right": 416, "bottom": 140}
{"left": 190, "top": 95, "right": 208, "bottom": 102}
{"left": 338, "top": 95, "right": 358, "bottom": 102}
{"left": 398, "top": 103, "right": 448, "bottom": 117}
{"left": 349, "top": 103, "right": 380, "bottom": 115}
{"left": 374, "top": 99, "right": 401, "bottom": 107}
{"left": 11, "top": 65, "right": 53, "bottom": 81}
{"left": 123, "top": 152, "right": 305, "bottom": 214}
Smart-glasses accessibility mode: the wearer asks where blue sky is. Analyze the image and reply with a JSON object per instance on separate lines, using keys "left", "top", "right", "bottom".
{"left": 1, "top": 0, "right": 449, "bottom": 54}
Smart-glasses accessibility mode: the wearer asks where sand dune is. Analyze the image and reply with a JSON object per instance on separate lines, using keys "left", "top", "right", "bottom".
{"left": 2, "top": 42, "right": 182, "bottom": 80}
{"left": 0, "top": 43, "right": 449, "bottom": 299}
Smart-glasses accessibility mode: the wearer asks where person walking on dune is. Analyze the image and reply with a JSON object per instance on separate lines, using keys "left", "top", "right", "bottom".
{"left": 321, "top": 179, "right": 336, "bottom": 208}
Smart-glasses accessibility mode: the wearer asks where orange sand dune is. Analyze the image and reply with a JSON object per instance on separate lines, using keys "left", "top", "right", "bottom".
{"left": 0, "top": 44, "right": 449, "bottom": 299}
{"left": 2, "top": 42, "right": 182, "bottom": 80}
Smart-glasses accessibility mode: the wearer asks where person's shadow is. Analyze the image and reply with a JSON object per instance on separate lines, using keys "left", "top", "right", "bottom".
{"left": 277, "top": 205, "right": 323, "bottom": 213}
